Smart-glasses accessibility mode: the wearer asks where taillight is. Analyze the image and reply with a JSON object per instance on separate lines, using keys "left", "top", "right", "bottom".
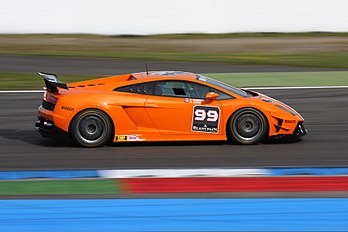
{"left": 44, "top": 92, "right": 58, "bottom": 104}
{"left": 48, "top": 95, "right": 58, "bottom": 104}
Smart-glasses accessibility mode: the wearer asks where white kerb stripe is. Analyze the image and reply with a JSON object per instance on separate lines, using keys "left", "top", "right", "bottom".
{"left": 98, "top": 169, "right": 269, "bottom": 178}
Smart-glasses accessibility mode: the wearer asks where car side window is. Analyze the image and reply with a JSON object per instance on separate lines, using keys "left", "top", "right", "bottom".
{"left": 184, "top": 82, "right": 233, "bottom": 100}
{"left": 115, "top": 82, "right": 154, "bottom": 95}
{"left": 116, "top": 80, "right": 233, "bottom": 100}
{"left": 153, "top": 81, "right": 189, "bottom": 98}
{"left": 215, "top": 90, "right": 234, "bottom": 100}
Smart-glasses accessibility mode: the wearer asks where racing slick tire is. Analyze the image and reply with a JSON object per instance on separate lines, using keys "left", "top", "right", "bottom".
{"left": 227, "top": 108, "right": 268, "bottom": 145}
{"left": 70, "top": 109, "right": 113, "bottom": 147}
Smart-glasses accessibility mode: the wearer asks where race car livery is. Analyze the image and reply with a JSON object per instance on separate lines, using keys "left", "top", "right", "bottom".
{"left": 35, "top": 71, "right": 306, "bottom": 147}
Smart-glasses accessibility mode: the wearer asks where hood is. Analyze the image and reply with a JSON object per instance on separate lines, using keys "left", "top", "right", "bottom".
{"left": 243, "top": 89, "right": 301, "bottom": 117}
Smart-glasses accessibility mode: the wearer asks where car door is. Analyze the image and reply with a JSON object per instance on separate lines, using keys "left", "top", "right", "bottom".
{"left": 114, "top": 82, "right": 158, "bottom": 134}
{"left": 144, "top": 80, "right": 222, "bottom": 135}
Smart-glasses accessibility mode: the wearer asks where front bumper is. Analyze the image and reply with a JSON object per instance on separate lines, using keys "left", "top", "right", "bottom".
{"left": 293, "top": 122, "right": 307, "bottom": 137}
{"left": 269, "top": 122, "right": 307, "bottom": 141}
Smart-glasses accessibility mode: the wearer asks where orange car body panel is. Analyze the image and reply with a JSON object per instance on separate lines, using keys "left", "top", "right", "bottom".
{"left": 38, "top": 72, "right": 304, "bottom": 142}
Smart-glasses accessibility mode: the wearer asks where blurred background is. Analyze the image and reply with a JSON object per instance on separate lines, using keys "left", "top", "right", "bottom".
{"left": 0, "top": 0, "right": 348, "bottom": 89}
{"left": 1, "top": 1, "right": 348, "bottom": 230}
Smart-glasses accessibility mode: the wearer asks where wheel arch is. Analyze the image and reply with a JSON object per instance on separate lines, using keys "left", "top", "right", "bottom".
{"left": 226, "top": 106, "right": 270, "bottom": 143}
{"left": 68, "top": 107, "right": 115, "bottom": 140}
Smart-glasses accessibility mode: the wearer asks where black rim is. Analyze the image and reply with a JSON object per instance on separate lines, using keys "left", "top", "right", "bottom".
{"left": 233, "top": 112, "right": 263, "bottom": 141}
{"left": 76, "top": 114, "right": 108, "bottom": 144}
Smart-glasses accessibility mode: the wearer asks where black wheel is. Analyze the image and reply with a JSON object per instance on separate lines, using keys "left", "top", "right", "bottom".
{"left": 70, "top": 109, "right": 113, "bottom": 147}
{"left": 227, "top": 108, "right": 268, "bottom": 145}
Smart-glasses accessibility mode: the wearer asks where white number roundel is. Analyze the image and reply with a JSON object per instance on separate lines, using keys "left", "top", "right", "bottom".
{"left": 194, "top": 109, "right": 206, "bottom": 121}
{"left": 194, "top": 109, "right": 218, "bottom": 122}
{"left": 207, "top": 110, "right": 218, "bottom": 122}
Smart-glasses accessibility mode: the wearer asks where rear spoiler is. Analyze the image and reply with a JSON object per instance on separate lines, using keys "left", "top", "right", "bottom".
{"left": 38, "top": 72, "right": 68, "bottom": 93}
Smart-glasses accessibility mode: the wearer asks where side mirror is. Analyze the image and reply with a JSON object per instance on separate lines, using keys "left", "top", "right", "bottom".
{"left": 205, "top": 92, "right": 219, "bottom": 102}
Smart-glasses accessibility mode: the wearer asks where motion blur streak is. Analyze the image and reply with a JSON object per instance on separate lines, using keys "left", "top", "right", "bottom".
{"left": 1, "top": 199, "right": 348, "bottom": 231}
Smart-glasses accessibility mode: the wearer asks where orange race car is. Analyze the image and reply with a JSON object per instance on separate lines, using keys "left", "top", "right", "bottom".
{"left": 35, "top": 71, "right": 306, "bottom": 147}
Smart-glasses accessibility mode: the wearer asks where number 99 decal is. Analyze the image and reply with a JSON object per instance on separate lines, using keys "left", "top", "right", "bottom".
{"left": 192, "top": 106, "right": 220, "bottom": 133}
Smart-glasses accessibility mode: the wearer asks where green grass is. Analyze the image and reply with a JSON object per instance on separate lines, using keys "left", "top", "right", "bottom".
{"left": 205, "top": 71, "right": 348, "bottom": 87}
{"left": 1, "top": 71, "right": 347, "bottom": 90}
{"left": 5, "top": 52, "right": 348, "bottom": 69}
{"left": 1, "top": 33, "right": 348, "bottom": 68}
{"left": 0, "top": 179, "right": 120, "bottom": 195}
{"left": 0, "top": 72, "right": 98, "bottom": 90}
{"left": 3, "top": 32, "right": 348, "bottom": 39}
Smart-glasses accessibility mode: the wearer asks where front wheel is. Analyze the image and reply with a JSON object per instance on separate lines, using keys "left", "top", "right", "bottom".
{"left": 70, "top": 109, "right": 113, "bottom": 147}
{"left": 227, "top": 108, "right": 268, "bottom": 145}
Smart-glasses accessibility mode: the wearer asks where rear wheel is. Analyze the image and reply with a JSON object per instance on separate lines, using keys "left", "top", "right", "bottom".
{"left": 70, "top": 109, "right": 113, "bottom": 147}
{"left": 227, "top": 108, "right": 268, "bottom": 145}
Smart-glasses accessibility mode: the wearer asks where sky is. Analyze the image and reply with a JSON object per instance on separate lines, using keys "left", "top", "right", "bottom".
{"left": 0, "top": 0, "right": 347, "bottom": 34}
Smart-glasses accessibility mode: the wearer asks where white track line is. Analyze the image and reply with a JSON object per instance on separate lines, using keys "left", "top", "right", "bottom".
{"left": 247, "top": 86, "right": 348, "bottom": 90}
{"left": 0, "top": 90, "right": 44, "bottom": 93}
{"left": 98, "top": 169, "right": 269, "bottom": 178}
{"left": 1, "top": 86, "right": 348, "bottom": 93}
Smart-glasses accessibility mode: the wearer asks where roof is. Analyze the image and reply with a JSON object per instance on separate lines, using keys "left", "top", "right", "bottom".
{"left": 131, "top": 71, "right": 197, "bottom": 80}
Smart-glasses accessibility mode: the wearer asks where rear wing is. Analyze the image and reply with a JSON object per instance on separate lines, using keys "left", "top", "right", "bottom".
{"left": 38, "top": 72, "right": 68, "bottom": 93}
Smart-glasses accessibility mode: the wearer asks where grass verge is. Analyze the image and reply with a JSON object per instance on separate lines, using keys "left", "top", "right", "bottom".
{"left": 0, "top": 72, "right": 98, "bottom": 90}
{"left": 0, "top": 71, "right": 347, "bottom": 90}
{"left": 207, "top": 71, "right": 348, "bottom": 87}
{"left": 0, "top": 179, "right": 119, "bottom": 195}
{"left": 1, "top": 33, "right": 348, "bottom": 68}
{"left": 4, "top": 52, "right": 348, "bottom": 68}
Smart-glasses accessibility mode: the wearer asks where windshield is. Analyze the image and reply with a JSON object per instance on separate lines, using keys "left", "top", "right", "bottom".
{"left": 196, "top": 74, "right": 250, "bottom": 97}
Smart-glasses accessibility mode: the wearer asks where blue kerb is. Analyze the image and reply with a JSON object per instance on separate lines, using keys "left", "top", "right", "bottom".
{"left": 1, "top": 199, "right": 348, "bottom": 231}
{"left": 268, "top": 167, "right": 348, "bottom": 176}
{"left": 0, "top": 170, "right": 99, "bottom": 180}
{"left": 0, "top": 167, "right": 348, "bottom": 180}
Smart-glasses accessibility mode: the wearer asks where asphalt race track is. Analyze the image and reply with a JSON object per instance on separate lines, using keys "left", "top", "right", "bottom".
{"left": 0, "top": 55, "right": 345, "bottom": 75}
{"left": 0, "top": 88, "right": 347, "bottom": 171}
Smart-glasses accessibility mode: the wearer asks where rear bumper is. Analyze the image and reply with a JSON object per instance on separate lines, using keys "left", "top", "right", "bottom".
{"left": 35, "top": 117, "right": 55, "bottom": 137}
{"left": 35, "top": 117, "right": 69, "bottom": 140}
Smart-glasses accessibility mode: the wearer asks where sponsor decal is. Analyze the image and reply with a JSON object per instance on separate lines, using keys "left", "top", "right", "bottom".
{"left": 192, "top": 105, "right": 220, "bottom": 133}
{"left": 127, "top": 135, "right": 139, "bottom": 141}
{"left": 116, "top": 135, "right": 127, "bottom": 141}
{"left": 191, "top": 99, "right": 203, "bottom": 104}
{"left": 116, "top": 135, "right": 140, "bottom": 141}
{"left": 184, "top": 98, "right": 204, "bottom": 104}
{"left": 61, "top": 106, "right": 74, "bottom": 112}
{"left": 285, "top": 120, "right": 296, "bottom": 123}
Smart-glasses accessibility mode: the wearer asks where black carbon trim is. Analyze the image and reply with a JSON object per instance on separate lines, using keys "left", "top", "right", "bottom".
{"left": 294, "top": 122, "right": 307, "bottom": 137}
{"left": 42, "top": 100, "right": 55, "bottom": 111}
{"left": 274, "top": 118, "right": 284, "bottom": 133}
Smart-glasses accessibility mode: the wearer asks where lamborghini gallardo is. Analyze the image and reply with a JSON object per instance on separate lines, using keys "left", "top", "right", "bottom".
{"left": 35, "top": 71, "right": 306, "bottom": 147}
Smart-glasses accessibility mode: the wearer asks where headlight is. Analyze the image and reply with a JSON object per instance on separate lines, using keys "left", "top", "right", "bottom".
{"left": 276, "top": 105, "right": 297, "bottom": 116}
